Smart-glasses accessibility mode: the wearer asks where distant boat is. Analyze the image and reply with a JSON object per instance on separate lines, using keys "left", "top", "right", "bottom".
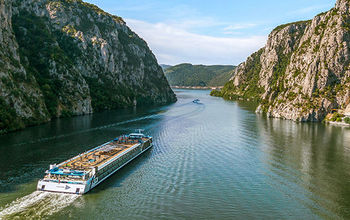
{"left": 193, "top": 99, "right": 200, "bottom": 103}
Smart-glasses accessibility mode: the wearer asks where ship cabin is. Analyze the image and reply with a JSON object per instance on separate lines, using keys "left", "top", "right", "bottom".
{"left": 128, "top": 133, "right": 145, "bottom": 139}
{"left": 44, "top": 166, "right": 90, "bottom": 183}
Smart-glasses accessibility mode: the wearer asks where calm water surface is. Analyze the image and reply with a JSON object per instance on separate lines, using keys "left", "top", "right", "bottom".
{"left": 0, "top": 89, "right": 349, "bottom": 219}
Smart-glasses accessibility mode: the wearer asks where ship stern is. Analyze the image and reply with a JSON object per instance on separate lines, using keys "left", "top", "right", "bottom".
{"left": 37, "top": 180, "right": 88, "bottom": 194}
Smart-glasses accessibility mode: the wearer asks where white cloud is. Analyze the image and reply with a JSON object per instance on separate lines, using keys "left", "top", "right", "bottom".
{"left": 223, "top": 23, "right": 257, "bottom": 31}
{"left": 167, "top": 17, "right": 226, "bottom": 30}
{"left": 222, "top": 23, "right": 258, "bottom": 35}
{"left": 288, "top": 4, "right": 333, "bottom": 15}
{"left": 125, "top": 19, "right": 267, "bottom": 65}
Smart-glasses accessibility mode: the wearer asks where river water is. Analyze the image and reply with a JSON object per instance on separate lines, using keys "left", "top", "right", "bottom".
{"left": 0, "top": 89, "right": 349, "bottom": 219}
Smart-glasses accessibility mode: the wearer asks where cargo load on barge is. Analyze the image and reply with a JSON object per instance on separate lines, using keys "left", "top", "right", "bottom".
{"left": 37, "top": 131, "right": 153, "bottom": 194}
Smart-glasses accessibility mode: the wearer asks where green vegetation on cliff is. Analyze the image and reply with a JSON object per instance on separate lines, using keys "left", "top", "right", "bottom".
{"left": 164, "top": 63, "right": 235, "bottom": 87}
{"left": 272, "top": 20, "right": 311, "bottom": 33}
{"left": 0, "top": 98, "right": 24, "bottom": 134}
{"left": 0, "top": 0, "right": 176, "bottom": 134}
{"left": 210, "top": 48, "right": 264, "bottom": 101}
{"left": 13, "top": 11, "right": 72, "bottom": 118}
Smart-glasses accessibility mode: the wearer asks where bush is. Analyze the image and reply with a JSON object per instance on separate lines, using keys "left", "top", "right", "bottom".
{"left": 331, "top": 113, "right": 344, "bottom": 122}
{"left": 345, "top": 117, "right": 350, "bottom": 124}
{"left": 0, "top": 98, "right": 25, "bottom": 132}
{"left": 210, "top": 90, "right": 222, "bottom": 97}
{"left": 336, "top": 118, "right": 342, "bottom": 122}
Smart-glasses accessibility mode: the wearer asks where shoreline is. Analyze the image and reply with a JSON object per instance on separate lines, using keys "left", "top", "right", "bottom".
{"left": 171, "top": 86, "right": 223, "bottom": 90}
{"left": 211, "top": 92, "right": 350, "bottom": 127}
{"left": 327, "top": 121, "right": 350, "bottom": 127}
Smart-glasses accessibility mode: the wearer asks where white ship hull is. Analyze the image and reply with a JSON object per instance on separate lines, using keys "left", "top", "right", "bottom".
{"left": 87, "top": 143, "right": 153, "bottom": 193}
{"left": 37, "top": 133, "right": 153, "bottom": 194}
{"left": 37, "top": 180, "right": 89, "bottom": 194}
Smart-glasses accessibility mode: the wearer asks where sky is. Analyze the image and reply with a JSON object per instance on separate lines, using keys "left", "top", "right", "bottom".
{"left": 85, "top": 0, "right": 336, "bottom": 65}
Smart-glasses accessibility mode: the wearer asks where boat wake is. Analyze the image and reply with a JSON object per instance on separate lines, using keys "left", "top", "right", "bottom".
{"left": 0, "top": 191, "right": 80, "bottom": 219}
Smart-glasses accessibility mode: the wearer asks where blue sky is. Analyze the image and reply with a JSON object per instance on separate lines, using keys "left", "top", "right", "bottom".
{"left": 85, "top": 0, "right": 336, "bottom": 65}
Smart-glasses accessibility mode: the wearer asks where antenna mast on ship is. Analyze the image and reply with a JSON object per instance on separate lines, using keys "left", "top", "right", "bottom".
{"left": 137, "top": 129, "right": 144, "bottom": 134}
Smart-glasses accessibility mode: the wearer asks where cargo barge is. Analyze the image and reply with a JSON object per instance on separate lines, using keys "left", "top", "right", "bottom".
{"left": 37, "top": 131, "right": 152, "bottom": 194}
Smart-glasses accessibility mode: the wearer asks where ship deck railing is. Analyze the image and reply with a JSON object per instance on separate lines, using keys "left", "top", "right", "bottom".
{"left": 44, "top": 174, "right": 86, "bottom": 182}
{"left": 56, "top": 136, "right": 150, "bottom": 172}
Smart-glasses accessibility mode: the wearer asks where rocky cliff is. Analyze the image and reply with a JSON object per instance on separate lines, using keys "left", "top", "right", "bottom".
{"left": 0, "top": 0, "right": 176, "bottom": 134}
{"left": 213, "top": 0, "right": 350, "bottom": 122}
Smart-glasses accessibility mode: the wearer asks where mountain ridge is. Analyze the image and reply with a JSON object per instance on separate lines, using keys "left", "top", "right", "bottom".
{"left": 160, "top": 64, "right": 172, "bottom": 71}
{"left": 212, "top": 0, "right": 350, "bottom": 122}
{"left": 164, "top": 63, "right": 235, "bottom": 87}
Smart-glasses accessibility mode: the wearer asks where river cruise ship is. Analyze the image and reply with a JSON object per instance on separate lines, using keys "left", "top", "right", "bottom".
{"left": 37, "top": 131, "right": 152, "bottom": 194}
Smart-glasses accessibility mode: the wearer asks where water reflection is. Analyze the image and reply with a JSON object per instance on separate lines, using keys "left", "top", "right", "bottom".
{"left": 256, "top": 116, "right": 350, "bottom": 219}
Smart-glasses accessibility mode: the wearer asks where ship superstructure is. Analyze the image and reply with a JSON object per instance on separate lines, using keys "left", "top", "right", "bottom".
{"left": 37, "top": 131, "right": 152, "bottom": 194}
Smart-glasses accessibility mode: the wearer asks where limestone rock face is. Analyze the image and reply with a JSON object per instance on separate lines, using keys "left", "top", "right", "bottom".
{"left": 0, "top": 0, "right": 49, "bottom": 132}
{"left": 345, "top": 104, "right": 350, "bottom": 116}
{"left": 0, "top": 0, "right": 176, "bottom": 133}
{"left": 218, "top": 0, "right": 350, "bottom": 122}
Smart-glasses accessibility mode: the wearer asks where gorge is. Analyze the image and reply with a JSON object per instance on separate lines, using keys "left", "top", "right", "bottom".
{"left": 0, "top": 0, "right": 176, "bottom": 134}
